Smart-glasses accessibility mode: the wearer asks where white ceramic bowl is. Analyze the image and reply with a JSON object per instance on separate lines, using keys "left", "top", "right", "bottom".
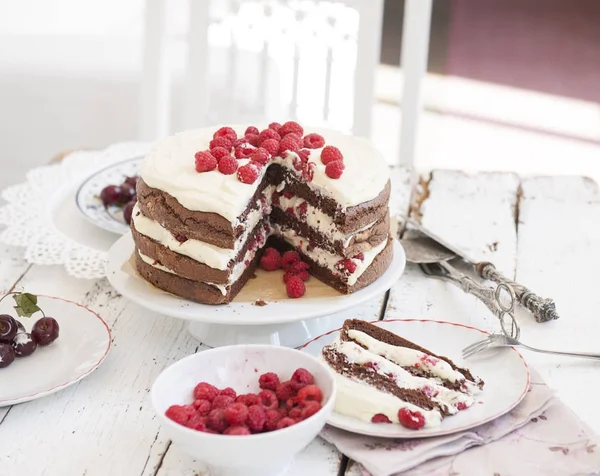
{"left": 151, "top": 345, "right": 336, "bottom": 476}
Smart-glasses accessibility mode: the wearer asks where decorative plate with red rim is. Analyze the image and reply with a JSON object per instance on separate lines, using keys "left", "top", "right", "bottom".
{"left": 0, "top": 295, "right": 111, "bottom": 407}
{"left": 300, "top": 319, "right": 531, "bottom": 438}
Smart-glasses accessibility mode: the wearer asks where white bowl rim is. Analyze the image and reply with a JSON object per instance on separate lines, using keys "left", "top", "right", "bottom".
{"left": 151, "top": 344, "right": 337, "bottom": 440}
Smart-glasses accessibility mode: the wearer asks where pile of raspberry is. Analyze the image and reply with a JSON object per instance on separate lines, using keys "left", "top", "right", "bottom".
{"left": 259, "top": 248, "right": 310, "bottom": 298}
{"left": 165, "top": 368, "right": 324, "bottom": 435}
{"left": 194, "top": 122, "right": 346, "bottom": 184}
{"left": 371, "top": 407, "right": 426, "bottom": 430}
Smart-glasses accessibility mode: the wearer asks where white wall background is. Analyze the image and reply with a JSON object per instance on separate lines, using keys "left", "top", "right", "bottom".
{"left": 0, "top": 0, "right": 149, "bottom": 189}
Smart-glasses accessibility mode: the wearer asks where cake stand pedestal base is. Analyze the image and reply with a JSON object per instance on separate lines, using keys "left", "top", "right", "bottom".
{"left": 187, "top": 313, "right": 348, "bottom": 348}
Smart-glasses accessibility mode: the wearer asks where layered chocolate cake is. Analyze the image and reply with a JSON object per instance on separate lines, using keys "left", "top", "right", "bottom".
{"left": 131, "top": 122, "right": 392, "bottom": 304}
{"left": 322, "top": 319, "right": 483, "bottom": 429}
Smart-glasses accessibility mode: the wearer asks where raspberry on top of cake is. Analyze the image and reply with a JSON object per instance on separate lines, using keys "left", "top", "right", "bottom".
{"left": 321, "top": 319, "right": 484, "bottom": 430}
{"left": 140, "top": 124, "right": 390, "bottom": 221}
{"left": 131, "top": 122, "right": 394, "bottom": 304}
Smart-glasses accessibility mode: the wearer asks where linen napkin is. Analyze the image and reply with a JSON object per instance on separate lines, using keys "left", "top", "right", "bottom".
{"left": 320, "top": 370, "right": 600, "bottom": 476}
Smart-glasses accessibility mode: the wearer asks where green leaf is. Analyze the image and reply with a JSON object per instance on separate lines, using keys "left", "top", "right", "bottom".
{"left": 12, "top": 292, "right": 41, "bottom": 318}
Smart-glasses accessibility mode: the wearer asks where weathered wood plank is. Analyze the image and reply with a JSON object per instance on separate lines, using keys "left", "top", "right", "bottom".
{"left": 386, "top": 170, "right": 520, "bottom": 330}
{"left": 515, "top": 175, "right": 600, "bottom": 433}
{"left": 345, "top": 459, "right": 364, "bottom": 476}
{"left": 388, "top": 166, "right": 415, "bottom": 223}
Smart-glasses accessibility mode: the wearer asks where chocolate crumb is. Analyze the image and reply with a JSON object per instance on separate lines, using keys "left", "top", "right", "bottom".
{"left": 254, "top": 299, "right": 268, "bottom": 306}
{"left": 250, "top": 273, "right": 258, "bottom": 279}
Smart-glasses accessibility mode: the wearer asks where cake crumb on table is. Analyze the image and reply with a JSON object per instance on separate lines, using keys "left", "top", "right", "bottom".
{"left": 254, "top": 299, "right": 268, "bottom": 306}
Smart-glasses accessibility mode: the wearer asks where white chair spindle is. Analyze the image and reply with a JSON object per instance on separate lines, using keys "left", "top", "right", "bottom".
{"left": 139, "top": 0, "right": 171, "bottom": 141}
{"left": 290, "top": 41, "right": 301, "bottom": 120}
{"left": 353, "top": 0, "right": 384, "bottom": 138}
{"left": 183, "top": 0, "right": 210, "bottom": 130}
{"left": 399, "top": 0, "right": 432, "bottom": 166}
{"left": 323, "top": 44, "right": 334, "bottom": 122}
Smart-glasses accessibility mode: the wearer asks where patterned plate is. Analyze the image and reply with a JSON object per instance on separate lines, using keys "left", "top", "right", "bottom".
{"left": 75, "top": 157, "right": 142, "bottom": 235}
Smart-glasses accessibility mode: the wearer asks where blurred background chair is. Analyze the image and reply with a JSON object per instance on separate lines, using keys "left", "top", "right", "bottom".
{"left": 139, "top": 0, "right": 385, "bottom": 141}
{"left": 2, "top": 0, "right": 600, "bottom": 192}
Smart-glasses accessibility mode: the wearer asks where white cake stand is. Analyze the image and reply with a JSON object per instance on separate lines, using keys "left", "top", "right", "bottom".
{"left": 106, "top": 234, "right": 406, "bottom": 347}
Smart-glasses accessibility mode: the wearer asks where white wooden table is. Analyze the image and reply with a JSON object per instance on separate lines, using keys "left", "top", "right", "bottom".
{"left": 1, "top": 167, "right": 599, "bottom": 476}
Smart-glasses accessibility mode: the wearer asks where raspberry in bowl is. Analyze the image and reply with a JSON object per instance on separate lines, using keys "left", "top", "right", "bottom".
{"left": 151, "top": 344, "right": 336, "bottom": 476}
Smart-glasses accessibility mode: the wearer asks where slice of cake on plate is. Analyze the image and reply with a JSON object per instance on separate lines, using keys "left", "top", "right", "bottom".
{"left": 321, "top": 319, "right": 484, "bottom": 429}
{"left": 131, "top": 122, "right": 392, "bottom": 304}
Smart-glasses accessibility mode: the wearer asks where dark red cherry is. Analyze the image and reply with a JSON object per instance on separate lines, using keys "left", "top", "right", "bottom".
{"left": 119, "top": 183, "right": 136, "bottom": 204}
{"left": 32, "top": 317, "right": 59, "bottom": 346}
{"left": 16, "top": 320, "right": 25, "bottom": 333}
{"left": 0, "top": 315, "right": 17, "bottom": 344}
{"left": 100, "top": 185, "right": 122, "bottom": 207}
{"left": 123, "top": 201, "right": 135, "bottom": 225}
{"left": 12, "top": 332, "right": 37, "bottom": 357}
{"left": 0, "top": 343, "right": 15, "bottom": 368}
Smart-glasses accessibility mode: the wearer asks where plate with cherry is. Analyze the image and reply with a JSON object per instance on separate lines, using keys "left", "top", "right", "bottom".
{"left": 75, "top": 156, "right": 141, "bottom": 235}
{"left": 0, "top": 292, "right": 111, "bottom": 406}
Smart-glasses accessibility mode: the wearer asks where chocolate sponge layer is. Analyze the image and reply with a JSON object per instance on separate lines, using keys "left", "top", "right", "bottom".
{"left": 133, "top": 249, "right": 260, "bottom": 305}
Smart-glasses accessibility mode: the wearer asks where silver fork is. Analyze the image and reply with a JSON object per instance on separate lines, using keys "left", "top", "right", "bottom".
{"left": 462, "top": 333, "right": 600, "bottom": 360}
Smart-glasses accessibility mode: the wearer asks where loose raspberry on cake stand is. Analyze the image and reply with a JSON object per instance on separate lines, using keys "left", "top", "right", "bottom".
{"left": 107, "top": 123, "right": 406, "bottom": 347}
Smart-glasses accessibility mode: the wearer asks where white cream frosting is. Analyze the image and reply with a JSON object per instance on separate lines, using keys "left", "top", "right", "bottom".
{"left": 141, "top": 126, "right": 389, "bottom": 221}
{"left": 331, "top": 370, "right": 443, "bottom": 428}
{"left": 275, "top": 191, "right": 377, "bottom": 245}
{"left": 141, "top": 127, "right": 261, "bottom": 222}
{"left": 272, "top": 128, "right": 390, "bottom": 208}
{"left": 347, "top": 330, "right": 476, "bottom": 390}
{"left": 272, "top": 224, "right": 388, "bottom": 286}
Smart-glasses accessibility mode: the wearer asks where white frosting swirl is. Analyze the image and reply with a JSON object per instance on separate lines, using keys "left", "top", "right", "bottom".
{"left": 141, "top": 126, "right": 390, "bottom": 222}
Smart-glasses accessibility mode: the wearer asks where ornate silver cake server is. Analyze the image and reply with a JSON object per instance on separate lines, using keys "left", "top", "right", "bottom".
{"left": 401, "top": 232, "right": 520, "bottom": 339}
{"left": 402, "top": 218, "right": 559, "bottom": 323}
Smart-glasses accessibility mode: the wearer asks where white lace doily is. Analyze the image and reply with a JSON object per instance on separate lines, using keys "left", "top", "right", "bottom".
{"left": 0, "top": 142, "right": 152, "bottom": 279}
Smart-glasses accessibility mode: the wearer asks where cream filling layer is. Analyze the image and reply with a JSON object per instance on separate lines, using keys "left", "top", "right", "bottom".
{"left": 132, "top": 199, "right": 266, "bottom": 270}
{"left": 138, "top": 251, "right": 228, "bottom": 296}
{"left": 272, "top": 224, "right": 388, "bottom": 286}
{"left": 331, "top": 370, "right": 443, "bottom": 428}
{"left": 347, "top": 330, "right": 478, "bottom": 391}
{"left": 334, "top": 340, "right": 474, "bottom": 414}
{"left": 275, "top": 191, "right": 377, "bottom": 246}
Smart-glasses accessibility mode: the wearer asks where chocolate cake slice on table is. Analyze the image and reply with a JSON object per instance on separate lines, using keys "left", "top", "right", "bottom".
{"left": 131, "top": 122, "right": 394, "bottom": 304}
{"left": 321, "top": 319, "right": 484, "bottom": 430}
